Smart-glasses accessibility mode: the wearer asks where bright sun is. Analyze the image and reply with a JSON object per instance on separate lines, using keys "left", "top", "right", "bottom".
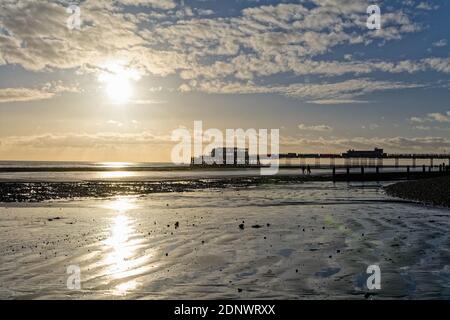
{"left": 105, "top": 75, "right": 132, "bottom": 104}
{"left": 98, "top": 60, "right": 140, "bottom": 104}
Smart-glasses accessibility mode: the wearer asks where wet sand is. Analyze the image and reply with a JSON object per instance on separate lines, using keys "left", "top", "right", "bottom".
{"left": 1, "top": 182, "right": 449, "bottom": 299}
{"left": 0, "top": 176, "right": 326, "bottom": 202}
{"left": 386, "top": 176, "right": 450, "bottom": 208}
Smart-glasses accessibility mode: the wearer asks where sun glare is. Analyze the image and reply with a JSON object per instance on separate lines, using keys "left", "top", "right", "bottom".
{"left": 105, "top": 75, "right": 132, "bottom": 104}
{"left": 98, "top": 60, "right": 141, "bottom": 104}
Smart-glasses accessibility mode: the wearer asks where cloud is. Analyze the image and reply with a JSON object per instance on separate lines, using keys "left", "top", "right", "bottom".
{"left": 414, "top": 125, "right": 431, "bottom": 130}
{"left": 0, "top": 82, "right": 78, "bottom": 103}
{"left": 106, "top": 120, "right": 124, "bottom": 127}
{"left": 410, "top": 116, "right": 425, "bottom": 123}
{"left": 432, "top": 39, "right": 448, "bottom": 47}
{"left": 0, "top": 0, "right": 445, "bottom": 105}
{"left": 416, "top": 2, "right": 439, "bottom": 11}
{"left": 413, "top": 125, "right": 450, "bottom": 132}
{"left": 117, "top": 0, "right": 177, "bottom": 10}
{"left": 0, "top": 1, "right": 427, "bottom": 80}
{"left": 0, "top": 88, "right": 55, "bottom": 103}
{"left": 307, "top": 99, "right": 368, "bottom": 105}
{"left": 0, "top": 131, "right": 173, "bottom": 149}
{"left": 428, "top": 112, "right": 450, "bottom": 123}
{"left": 184, "top": 78, "right": 422, "bottom": 104}
{"left": 298, "top": 124, "right": 333, "bottom": 132}
{"left": 410, "top": 111, "right": 450, "bottom": 123}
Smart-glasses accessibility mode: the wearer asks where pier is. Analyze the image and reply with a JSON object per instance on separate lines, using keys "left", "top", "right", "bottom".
{"left": 189, "top": 148, "right": 450, "bottom": 181}
{"left": 279, "top": 148, "right": 450, "bottom": 168}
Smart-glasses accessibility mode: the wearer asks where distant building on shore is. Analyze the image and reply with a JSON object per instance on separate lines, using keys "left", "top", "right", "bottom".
{"left": 342, "top": 148, "right": 386, "bottom": 158}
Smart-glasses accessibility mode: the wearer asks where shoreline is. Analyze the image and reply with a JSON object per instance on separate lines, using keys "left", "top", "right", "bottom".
{"left": 0, "top": 175, "right": 330, "bottom": 203}
{"left": 2, "top": 171, "right": 450, "bottom": 203}
{"left": 385, "top": 176, "right": 450, "bottom": 208}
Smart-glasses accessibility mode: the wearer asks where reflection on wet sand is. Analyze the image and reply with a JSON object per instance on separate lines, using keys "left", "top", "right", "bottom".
{"left": 103, "top": 198, "right": 147, "bottom": 296}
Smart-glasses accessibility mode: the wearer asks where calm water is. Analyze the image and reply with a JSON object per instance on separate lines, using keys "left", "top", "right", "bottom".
{"left": 0, "top": 161, "right": 439, "bottom": 182}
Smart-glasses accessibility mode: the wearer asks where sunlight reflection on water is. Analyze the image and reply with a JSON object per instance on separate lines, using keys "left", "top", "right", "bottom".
{"left": 97, "top": 171, "right": 138, "bottom": 180}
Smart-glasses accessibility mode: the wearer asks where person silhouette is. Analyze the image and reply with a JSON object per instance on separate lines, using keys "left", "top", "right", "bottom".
{"left": 307, "top": 165, "right": 311, "bottom": 175}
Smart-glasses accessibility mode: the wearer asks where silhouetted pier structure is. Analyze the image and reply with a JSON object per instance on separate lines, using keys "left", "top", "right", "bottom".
{"left": 279, "top": 148, "right": 450, "bottom": 169}
{"left": 277, "top": 148, "right": 450, "bottom": 181}
{"left": 192, "top": 148, "right": 450, "bottom": 168}
{"left": 190, "top": 148, "right": 450, "bottom": 181}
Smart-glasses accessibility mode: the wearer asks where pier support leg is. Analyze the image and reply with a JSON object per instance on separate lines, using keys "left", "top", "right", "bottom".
{"left": 377, "top": 158, "right": 383, "bottom": 168}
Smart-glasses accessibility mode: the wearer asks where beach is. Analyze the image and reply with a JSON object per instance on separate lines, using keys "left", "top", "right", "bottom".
{"left": 1, "top": 179, "right": 449, "bottom": 299}
{"left": 386, "top": 176, "right": 450, "bottom": 208}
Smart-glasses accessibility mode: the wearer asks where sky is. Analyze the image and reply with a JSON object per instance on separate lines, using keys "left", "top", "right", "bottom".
{"left": 0, "top": 0, "right": 449, "bottom": 162}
